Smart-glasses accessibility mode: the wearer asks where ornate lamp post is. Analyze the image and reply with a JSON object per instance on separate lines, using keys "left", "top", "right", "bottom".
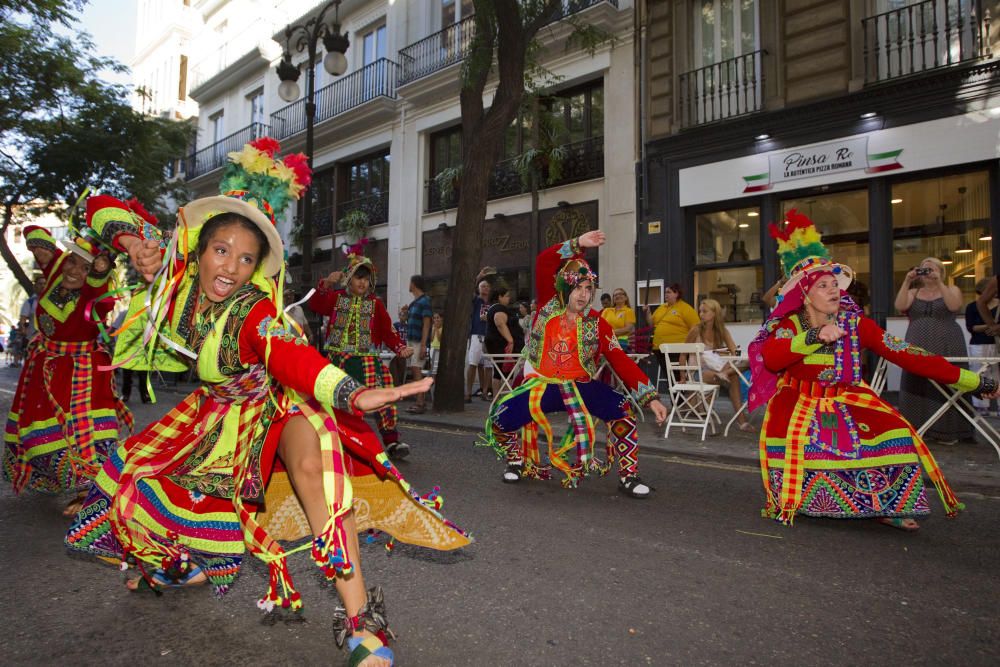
{"left": 276, "top": 0, "right": 349, "bottom": 285}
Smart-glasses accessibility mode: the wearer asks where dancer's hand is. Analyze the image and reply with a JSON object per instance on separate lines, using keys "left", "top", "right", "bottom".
{"left": 120, "top": 236, "right": 163, "bottom": 282}
{"left": 319, "top": 270, "right": 344, "bottom": 290}
{"left": 649, "top": 399, "right": 668, "bottom": 425}
{"left": 817, "top": 324, "right": 846, "bottom": 344}
{"left": 355, "top": 377, "right": 433, "bottom": 412}
{"left": 578, "top": 230, "right": 606, "bottom": 249}
{"left": 398, "top": 346, "right": 414, "bottom": 359}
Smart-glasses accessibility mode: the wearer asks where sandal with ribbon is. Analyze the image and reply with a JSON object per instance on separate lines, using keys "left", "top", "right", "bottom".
{"left": 333, "top": 586, "right": 395, "bottom": 667}
{"left": 126, "top": 565, "right": 207, "bottom": 593}
{"left": 61, "top": 491, "right": 88, "bottom": 517}
{"left": 876, "top": 517, "right": 920, "bottom": 532}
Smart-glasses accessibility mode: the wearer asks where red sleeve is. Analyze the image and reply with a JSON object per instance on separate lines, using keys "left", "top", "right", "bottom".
{"left": 307, "top": 283, "right": 340, "bottom": 315}
{"left": 372, "top": 297, "right": 405, "bottom": 353}
{"left": 535, "top": 238, "right": 583, "bottom": 311}
{"left": 599, "top": 316, "right": 657, "bottom": 405}
{"left": 859, "top": 316, "right": 962, "bottom": 385}
{"left": 761, "top": 316, "right": 819, "bottom": 372}
{"left": 239, "top": 299, "right": 343, "bottom": 396}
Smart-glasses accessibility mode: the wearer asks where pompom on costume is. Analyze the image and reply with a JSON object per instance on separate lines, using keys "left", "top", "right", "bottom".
{"left": 65, "top": 138, "right": 470, "bottom": 642}
{"left": 481, "top": 237, "right": 658, "bottom": 494}
{"left": 308, "top": 242, "right": 410, "bottom": 456}
{"left": 3, "top": 223, "right": 130, "bottom": 497}
{"left": 749, "top": 210, "right": 991, "bottom": 525}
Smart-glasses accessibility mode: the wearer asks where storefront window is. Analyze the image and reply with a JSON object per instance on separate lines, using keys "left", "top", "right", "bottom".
{"left": 693, "top": 265, "right": 766, "bottom": 323}
{"left": 891, "top": 171, "right": 990, "bottom": 314}
{"left": 781, "top": 190, "right": 871, "bottom": 312}
{"left": 693, "top": 206, "right": 762, "bottom": 322}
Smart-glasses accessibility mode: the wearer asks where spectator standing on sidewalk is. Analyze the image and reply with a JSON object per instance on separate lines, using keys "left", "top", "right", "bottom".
{"left": 966, "top": 277, "right": 1000, "bottom": 416}
{"left": 465, "top": 276, "right": 493, "bottom": 402}
{"left": 405, "top": 275, "right": 433, "bottom": 413}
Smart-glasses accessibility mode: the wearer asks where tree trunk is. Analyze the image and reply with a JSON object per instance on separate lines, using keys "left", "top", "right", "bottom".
{"left": 432, "top": 0, "right": 563, "bottom": 411}
{"left": 1, "top": 202, "right": 31, "bottom": 293}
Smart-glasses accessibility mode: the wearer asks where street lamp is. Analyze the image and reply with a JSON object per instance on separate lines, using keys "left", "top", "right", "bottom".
{"left": 275, "top": 0, "right": 349, "bottom": 285}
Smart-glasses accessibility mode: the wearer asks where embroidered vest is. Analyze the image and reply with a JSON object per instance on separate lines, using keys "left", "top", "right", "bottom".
{"left": 524, "top": 297, "right": 600, "bottom": 378}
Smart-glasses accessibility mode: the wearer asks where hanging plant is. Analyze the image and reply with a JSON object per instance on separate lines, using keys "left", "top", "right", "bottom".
{"left": 434, "top": 165, "right": 462, "bottom": 206}
{"left": 338, "top": 208, "right": 370, "bottom": 242}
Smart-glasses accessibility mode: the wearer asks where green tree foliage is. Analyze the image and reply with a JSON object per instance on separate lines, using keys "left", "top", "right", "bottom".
{"left": 0, "top": 1, "right": 193, "bottom": 290}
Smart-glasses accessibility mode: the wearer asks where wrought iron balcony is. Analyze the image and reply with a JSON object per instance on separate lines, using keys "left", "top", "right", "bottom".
{"left": 863, "top": 0, "right": 989, "bottom": 84}
{"left": 398, "top": 15, "right": 476, "bottom": 85}
{"left": 185, "top": 122, "right": 269, "bottom": 179}
{"left": 678, "top": 50, "right": 765, "bottom": 128}
{"left": 270, "top": 59, "right": 399, "bottom": 140}
{"left": 312, "top": 205, "right": 334, "bottom": 238}
{"left": 424, "top": 136, "right": 604, "bottom": 213}
{"left": 337, "top": 191, "right": 390, "bottom": 230}
{"left": 398, "top": 1, "right": 619, "bottom": 86}
{"left": 546, "top": 0, "right": 620, "bottom": 22}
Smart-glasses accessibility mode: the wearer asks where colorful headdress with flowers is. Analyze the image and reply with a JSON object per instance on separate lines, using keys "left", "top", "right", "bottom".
{"left": 555, "top": 258, "right": 599, "bottom": 306}
{"left": 771, "top": 209, "right": 853, "bottom": 298}
{"left": 747, "top": 210, "right": 860, "bottom": 413}
{"left": 340, "top": 238, "right": 375, "bottom": 291}
{"left": 181, "top": 137, "right": 312, "bottom": 278}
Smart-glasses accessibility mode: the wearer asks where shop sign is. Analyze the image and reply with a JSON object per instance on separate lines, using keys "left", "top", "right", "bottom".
{"left": 742, "top": 137, "right": 903, "bottom": 192}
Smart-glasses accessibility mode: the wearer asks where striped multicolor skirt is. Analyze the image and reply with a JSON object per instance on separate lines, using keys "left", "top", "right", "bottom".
{"left": 759, "top": 377, "right": 961, "bottom": 524}
{"left": 3, "top": 336, "right": 128, "bottom": 494}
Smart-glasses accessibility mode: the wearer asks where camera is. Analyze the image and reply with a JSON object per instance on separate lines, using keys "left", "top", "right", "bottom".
{"left": 915, "top": 267, "right": 931, "bottom": 276}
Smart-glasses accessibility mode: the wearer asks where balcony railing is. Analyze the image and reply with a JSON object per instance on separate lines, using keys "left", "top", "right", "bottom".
{"left": 399, "top": 15, "right": 476, "bottom": 85}
{"left": 398, "top": 1, "right": 619, "bottom": 86}
{"left": 312, "top": 205, "right": 335, "bottom": 238}
{"left": 546, "top": 0, "right": 620, "bottom": 22}
{"left": 678, "top": 50, "right": 765, "bottom": 128}
{"left": 337, "top": 191, "right": 390, "bottom": 230}
{"left": 185, "top": 122, "right": 269, "bottom": 179}
{"left": 270, "top": 59, "right": 399, "bottom": 140}
{"left": 863, "top": 0, "right": 988, "bottom": 84}
{"left": 425, "top": 136, "right": 604, "bottom": 212}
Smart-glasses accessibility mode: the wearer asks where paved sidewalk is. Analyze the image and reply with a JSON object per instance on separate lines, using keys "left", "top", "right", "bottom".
{"left": 398, "top": 391, "right": 1000, "bottom": 495}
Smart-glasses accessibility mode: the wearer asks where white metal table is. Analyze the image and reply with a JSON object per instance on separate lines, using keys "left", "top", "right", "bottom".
{"left": 916, "top": 355, "right": 1000, "bottom": 460}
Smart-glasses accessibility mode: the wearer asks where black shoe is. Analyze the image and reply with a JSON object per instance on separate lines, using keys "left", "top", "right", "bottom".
{"left": 386, "top": 442, "right": 410, "bottom": 460}
{"left": 502, "top": 462, "right": 523, "bottom": 483}
{"left": 140, "top": 396, "right": 151, "bottom": 404}
{"left": 618, "top": 475, "right": 653, "bottom": 499}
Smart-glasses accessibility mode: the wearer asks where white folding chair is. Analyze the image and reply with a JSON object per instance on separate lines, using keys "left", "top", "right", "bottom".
{"left": 661, "top": 343, "right": 721, "bottom": 441}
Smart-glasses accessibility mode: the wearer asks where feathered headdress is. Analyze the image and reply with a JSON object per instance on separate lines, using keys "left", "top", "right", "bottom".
{"left": 181, "top": 136, "right": 312, "bottom": 278}
{"left": 769, "top": 209, "right": 852, "bottom": 298}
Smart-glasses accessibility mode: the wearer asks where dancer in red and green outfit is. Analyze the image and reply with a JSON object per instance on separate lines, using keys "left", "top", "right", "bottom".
{"left": 65, "top": 138, "right": 469, "bottom": 667}
{"left": 3, "top": 225, "right": 130, "bottom": 516}
{"left": 482, "top": 230, "right": 668, "bottom": 498}
{"left": 309, "top": 248, "right": 414, "bottom": 460}
{"left": 749, "top": 210, "right": 1000, "bottom": 531}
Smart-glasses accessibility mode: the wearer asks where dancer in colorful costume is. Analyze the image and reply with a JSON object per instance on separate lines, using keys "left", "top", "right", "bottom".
{"left": 482, "top": 230, "right": 668, "bottom": 498}
{"left": 309, "top": 244, "right": 413, "bottom": 460}
{"left": 65, "top": 138, "right": 470, "bottom": 667}
{"left": 4, "top": 225, "right": 130, "bottom": 516}
{"left": 749, "top": 210, "right": 999, "bottom": 530}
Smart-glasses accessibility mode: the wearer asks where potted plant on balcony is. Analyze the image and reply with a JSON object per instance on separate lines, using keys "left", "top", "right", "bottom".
{"left": 338, "top": 208, "right": 370, "bottom": 242}
{"left": 433, "top": 165, "right": 462, "bottom": 207}
{"left": 512, "top": 142, "right": 569, "bottom": 188}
